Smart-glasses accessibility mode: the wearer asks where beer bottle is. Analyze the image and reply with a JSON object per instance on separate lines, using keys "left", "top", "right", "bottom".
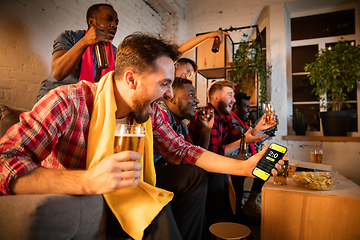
{"left": 94, "top": 42, "right": 109, "bottom": 69}
{"left": 211, "top": 28, "right": 222, "bottom": 53}
{"left": 237, "top": 134, "right": 248, "bottom": 159}
{"left": 211, "top": 37, "right": 220, "bottom": 53}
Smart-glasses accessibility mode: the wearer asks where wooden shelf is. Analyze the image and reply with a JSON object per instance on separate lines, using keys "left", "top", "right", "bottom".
{"left": 282, "top": 135, "right": 360, "bottom": 142}
{"left": 197, "top": 67, "right": 230, "bottom": 79}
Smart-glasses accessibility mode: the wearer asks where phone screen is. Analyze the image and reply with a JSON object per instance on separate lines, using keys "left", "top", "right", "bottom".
{"left": 252, "top": 143, "right": 287, "bottom": 181}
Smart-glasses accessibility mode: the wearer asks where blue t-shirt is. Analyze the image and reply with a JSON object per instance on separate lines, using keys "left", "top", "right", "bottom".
{"left": 37, "top": 30, "right": 117, "bottom": 101}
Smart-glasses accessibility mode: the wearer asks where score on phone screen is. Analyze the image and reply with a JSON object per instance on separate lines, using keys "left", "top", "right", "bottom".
{"left": 252, "top": 143, "right": 287, "bottom": 181}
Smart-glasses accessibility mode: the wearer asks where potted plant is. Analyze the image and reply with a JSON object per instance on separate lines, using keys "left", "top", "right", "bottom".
{"left": 230, "top": 34, "right": 272, "bottom": 105}
{"left": 291, "top": 109, "right": 307, "bottom": 135}
{"left": 230, "top": 33, "right": 276, "bottom": 135}
{"left": 304, "top": 38, "right": 360, "bottom": 136}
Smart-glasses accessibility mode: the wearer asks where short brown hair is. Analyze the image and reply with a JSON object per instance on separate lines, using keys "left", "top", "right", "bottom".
{"left": 207, "top": 80, "right": 235, "bottom": 98}
{"left": 114, "top": 32, "right": 180, "bottom": 79}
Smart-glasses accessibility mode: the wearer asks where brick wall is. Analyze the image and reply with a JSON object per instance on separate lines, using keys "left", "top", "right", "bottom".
{"left": 0, "top": 0, "right": 168, "bottom": 110}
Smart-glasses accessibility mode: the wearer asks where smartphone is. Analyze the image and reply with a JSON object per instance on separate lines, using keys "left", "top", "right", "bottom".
{"left": 252, "top": 143, "right": 287, "bottom": 181}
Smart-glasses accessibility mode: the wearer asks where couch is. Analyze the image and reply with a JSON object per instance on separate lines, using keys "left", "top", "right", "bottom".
{"left": 0, "top": 103, "right": 131, "bottom": 240}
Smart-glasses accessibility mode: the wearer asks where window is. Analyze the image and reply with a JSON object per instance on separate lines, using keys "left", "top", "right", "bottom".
{"left": 291, "top": 9, "right": 355, "bottom": 41}
{"left": 291, "top": 9, "right": 358, "bottom": 135}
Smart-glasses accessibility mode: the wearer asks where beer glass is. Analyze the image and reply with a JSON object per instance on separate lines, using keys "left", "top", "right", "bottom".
{"left": 262, "top": 101, "right": 274, "bottom": 124}
{"left": 274, "top": 160, "right": 288, "bottom": 185}
{"left": 114, "top": 123, "right": 145, "bottom": 179}
{"left": 114, "top": 123, "right": 145, "bottom": 155}
{"left": 310, "top": 149, "right": 323, "bottom": 163}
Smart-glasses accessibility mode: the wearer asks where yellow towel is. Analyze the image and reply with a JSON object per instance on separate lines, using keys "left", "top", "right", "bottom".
{"left": 86, "top": 72, "right": 174, "bottom": 240}
{"left": 228, "top": 176, "right": 236, "bottom": 215}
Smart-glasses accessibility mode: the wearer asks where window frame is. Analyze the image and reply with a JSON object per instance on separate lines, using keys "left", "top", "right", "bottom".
{"left": 291, "top": 35, "right": 360, "bottom": 137}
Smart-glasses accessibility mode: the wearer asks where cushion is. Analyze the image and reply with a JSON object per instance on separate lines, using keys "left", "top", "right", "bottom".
{"left": 0, "top": 194, "right": 107, "bottom": 240}
{"left": 0, "top": 103, "right": 27, "bottom": 138}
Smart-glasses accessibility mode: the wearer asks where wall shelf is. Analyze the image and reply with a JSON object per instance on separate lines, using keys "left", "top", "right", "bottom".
{"left": 282, "top": 135, "right": 360, "bottom": 142}
{"left": 197, "top": 67, "right": 231, "bottom": 79}
{"left": 195, "top": 25, "right": 262, "bottom": 118}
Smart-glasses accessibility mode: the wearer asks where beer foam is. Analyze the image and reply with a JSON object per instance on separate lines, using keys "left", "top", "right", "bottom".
{"left": 114, "top": 133, "right": 145, "bottom": 137}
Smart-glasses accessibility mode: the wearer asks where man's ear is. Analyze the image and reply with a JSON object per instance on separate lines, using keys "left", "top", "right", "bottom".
{"left": 88, "top": 17, "right": 95, "bottom": 28}
{"left": 174, "top": 62, "right": 180, "bottom": 69}
{"left": 213, "top": 93, "right": 220, "bottom": 102}
{"left": 169, "top": 97, "right": 176, "bottom": 105}
{"left": 232, "top": 104, "right": 238, "bottom": 112}
{"left": 124, "top": 70, "right": 137, "bottom": 90}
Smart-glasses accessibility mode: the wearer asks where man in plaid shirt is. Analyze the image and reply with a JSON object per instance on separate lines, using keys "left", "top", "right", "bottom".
{"left": 188, "top": 80, "right": 243, "bottom": 225}
{"left": 188, "top": 80, "right": 275, "bottom": 225}
{"left": 0, "top": 33, "right": 282, "bottom": 239}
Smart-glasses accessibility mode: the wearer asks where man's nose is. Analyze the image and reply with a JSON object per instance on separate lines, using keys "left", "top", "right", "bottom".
{"left": 195, "top": 96, "right": 200, "bottom": 104}
{"left": 164, "top": 87, "right": 174, "bottom": 99}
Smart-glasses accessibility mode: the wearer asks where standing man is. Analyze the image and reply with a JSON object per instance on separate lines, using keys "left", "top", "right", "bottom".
{"left": 37, "top": 3, "right": 226, "bottom": 101}
{"left": 1, "top": 33, "right": 282, "bottom": 240}
{"left": 37, "top": 3, "right": 119, "bottom": 100}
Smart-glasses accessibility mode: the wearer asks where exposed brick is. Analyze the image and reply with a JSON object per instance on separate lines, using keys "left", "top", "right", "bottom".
{"left": 0, "top": 0, "right": 183, "bottom": 109}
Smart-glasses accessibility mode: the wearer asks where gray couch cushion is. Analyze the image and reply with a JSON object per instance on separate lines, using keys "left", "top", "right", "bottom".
{"left": 0, "top": 194, "right": 107, "bottom": 240}
{"left": 0, "top": 103, "right": 28, "bottom": 138}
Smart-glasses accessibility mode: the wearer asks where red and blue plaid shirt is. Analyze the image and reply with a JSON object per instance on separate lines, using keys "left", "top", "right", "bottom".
{"left": 188, "top": 103, "right": 241, "bottom": 156}
{"left": 0, "top": 81, "right": 204, "bottom": 195}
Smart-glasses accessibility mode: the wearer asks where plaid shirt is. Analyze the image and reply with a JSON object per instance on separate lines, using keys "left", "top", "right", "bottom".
{"left": 188, "top": 103, "right": 241, "bottom": 156}
{"left": 0, "top": 81, "right": 204, "bottom": 195}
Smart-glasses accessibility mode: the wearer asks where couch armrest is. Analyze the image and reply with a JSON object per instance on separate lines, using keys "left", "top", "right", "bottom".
{"left": 0, "top": 194, "right": 106, "bottom": 240}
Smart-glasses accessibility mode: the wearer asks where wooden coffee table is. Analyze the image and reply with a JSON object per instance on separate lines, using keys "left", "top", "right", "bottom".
{"left": 261, "top": 173, "right": 360, "bottom": 240}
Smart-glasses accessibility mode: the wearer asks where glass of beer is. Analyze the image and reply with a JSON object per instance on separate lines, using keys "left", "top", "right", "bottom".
{"left": 310, "top": 149, "right": 323, "bottom": 163}
{"left": 274, "top": 160, "right": 288, "bottom": 185}
{"left": 114, "top": 123, "right": 145, "bottom": 179}
{"left": 262, "top": 101, "right": 274, "bottom": 124}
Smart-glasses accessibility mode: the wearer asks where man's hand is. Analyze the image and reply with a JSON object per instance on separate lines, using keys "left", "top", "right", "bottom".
{"left": 213, "top": 29, "right": 230, "bottom": 43}
{"left": 244, "top": 145, "right": 285, "bottom": 177}
{"left": 84, "top": 151, "right": 142, "bottom": 194}
{"left": 245, "top": 127, "right": 268, "bottom": 144}
{"left": 82, "top": 25, "right": 112, "bottom": 47}
{"left": 251, "top": 113, "right": 276, "bottom": 136}
{"left": 198, "top": 108, "right": 214, "bottom": 131}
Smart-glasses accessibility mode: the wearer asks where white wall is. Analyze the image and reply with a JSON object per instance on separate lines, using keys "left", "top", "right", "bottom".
{"left": 0, "top": 0, "right": 167, "bottom": 110}
{"left": 185, "top": 0, "right": 360, "bottom": 185}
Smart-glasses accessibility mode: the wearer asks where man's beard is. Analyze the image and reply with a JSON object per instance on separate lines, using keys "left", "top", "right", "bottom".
{"left": 132, "top": 93, "right": 151, "bottom": 124}
{"left": 218, "top": 99, "right": 232, "bottom": 116}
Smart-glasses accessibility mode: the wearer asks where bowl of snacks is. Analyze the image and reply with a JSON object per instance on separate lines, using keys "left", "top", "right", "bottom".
{"left": 292, "top": 171, "right": 338, "bottom": 191}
